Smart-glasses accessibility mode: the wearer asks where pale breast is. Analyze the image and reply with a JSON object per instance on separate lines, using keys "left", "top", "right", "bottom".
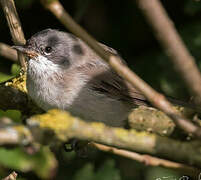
{"left": 27, "top": 56, "right": 68, "bottom": 110}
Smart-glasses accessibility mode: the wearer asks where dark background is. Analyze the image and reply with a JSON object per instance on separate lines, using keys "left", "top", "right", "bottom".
{"left": 0, "top": 0, "right": 201, "bottom": 179}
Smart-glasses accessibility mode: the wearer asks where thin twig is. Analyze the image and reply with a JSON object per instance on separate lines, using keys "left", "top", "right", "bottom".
{"left": 136, "top": 0, "right": 201, "bottom": 106}
{"left": 0, "top": 42, "right": 17, "bottom": 62}
{"left": 0, "top": 0, "right": 26, "bottom": 68}
{"left": 91, "top": 142, "right": 200, "bottom": 178}
{"left": 40, "top": 0, "right": 201, "bottom": 138}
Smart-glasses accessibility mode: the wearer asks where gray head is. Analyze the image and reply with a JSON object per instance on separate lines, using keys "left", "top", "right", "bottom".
{"left": 14, "top": 29, "right": 86, "bottom": 69}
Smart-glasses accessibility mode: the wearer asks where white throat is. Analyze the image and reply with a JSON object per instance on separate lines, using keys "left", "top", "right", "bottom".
{"left": 27, "top": 55, "right": 60, "bottom": 78}
{"left": 27, "top": 55, "right": 65, "bottom": 110}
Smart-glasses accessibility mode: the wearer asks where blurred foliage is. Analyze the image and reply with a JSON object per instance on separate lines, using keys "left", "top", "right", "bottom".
{"left": 0, "top": 64, "right": 20, "bottom": 83}
{"left": 0, "top": 147, "right": 57, "bottom": 179}
{"left": 0, "top": 0, "right": 201, "bottom": 179}
{"left": 73, "top": 160, "right": 120, "bottom": 180}
{"left": 0, "top": 110, "right": 21, "bottom": 123}
{"left": 145, "top": 167, "right": 181, "bottom": 180}
{"left": 15, "top": 0, "right": 34, "bottom": 9}
{"left": 184, "top": 0, "right": 201, "bottom": 16}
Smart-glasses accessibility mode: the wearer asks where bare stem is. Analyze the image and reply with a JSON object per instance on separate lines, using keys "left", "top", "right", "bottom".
{"left": 136, "top": 0, "right": 201, "bottom": 106}
{"left": 0, "top": 0, "right": 26, "bottom": 68}
{"left": 91, "top": 143, "right": 200, "bottom": 178}
{"left": 40, "top": 0, "right": 201, "bottom": 138}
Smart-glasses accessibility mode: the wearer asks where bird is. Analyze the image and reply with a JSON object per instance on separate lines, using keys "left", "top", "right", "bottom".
{"left": 13, "top": 29, "right": 199, "bottom": 127}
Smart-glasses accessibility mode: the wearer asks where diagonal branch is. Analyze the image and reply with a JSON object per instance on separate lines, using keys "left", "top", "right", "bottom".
{"left": 40, "top": 0, "right": 201, "bottom": 139}
{"left": 0, "top": 0, "right": 26, "bottom": 68}
{"left": 136, "top": 0, "right": 201, "bottom": 106}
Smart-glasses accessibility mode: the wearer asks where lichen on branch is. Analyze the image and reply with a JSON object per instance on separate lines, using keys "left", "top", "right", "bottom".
{"left": 27, "top": 109, "right": 201, "bottom": 168}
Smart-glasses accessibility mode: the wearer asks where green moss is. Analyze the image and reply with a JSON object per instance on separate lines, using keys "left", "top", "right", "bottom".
{"left": 5, "top": 72, "right": 27, "bottom": 93}
{"left": 30, "top": 110, "right": 75, "bottom": 140}
{"left": 91, "top": 122, "right": 105, "bottom": 133}
{"left": 32, "top": 110, "right": 73, "bottom": 130}
{"left": 114, "top": 128, "right": 129, "bottom": 142}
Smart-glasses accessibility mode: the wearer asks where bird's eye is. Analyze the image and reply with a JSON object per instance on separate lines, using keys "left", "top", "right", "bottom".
{"left": 44, "top": 46, "right": 52, "bottom": 54}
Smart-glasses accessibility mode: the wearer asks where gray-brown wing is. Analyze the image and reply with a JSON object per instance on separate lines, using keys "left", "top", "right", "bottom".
{"left": 84, "top": 42, "right": 149, "bottom": 106}
{"left": 88, "top": 67, "right": 148, "bottom": 106}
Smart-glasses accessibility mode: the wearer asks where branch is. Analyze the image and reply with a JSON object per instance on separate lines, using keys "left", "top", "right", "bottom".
{"left": 129, "top": 106, "right": 176, "bottom": 136}
{"left": 1, "top": 114, "right": 200, "bottom": 177}
{"left": 136, "top": 0, "right": 201, "bottom": 106}
{"left": 0, "top": 76, "right": 27, "bottom": 111}
{"left": 0, "top": 42, "right": 17, "bottom": 62}
{"left": 91, "top": 143, "right": 200, "bottom": 178}
{"left": 40, "top": 0, "right": 201, "bottom": 139}
{"left": 129, "top": 106, "right": 196, "bottom": 136}
{"left": 2, "top": 109, "right": 201, "bottom": 170}
{"left": 0, "top": 74, "right": 42, "bottom": 115}
{"left": 29, "top": 110, "right": 201, "bottom": 168}
{"left": 0, "top": 0, "right": 26, "bottom": 68}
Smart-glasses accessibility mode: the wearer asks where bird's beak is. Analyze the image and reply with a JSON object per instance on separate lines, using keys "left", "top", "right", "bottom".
{"left": 12, "top": 45, "right": 38, "bottom": 59}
